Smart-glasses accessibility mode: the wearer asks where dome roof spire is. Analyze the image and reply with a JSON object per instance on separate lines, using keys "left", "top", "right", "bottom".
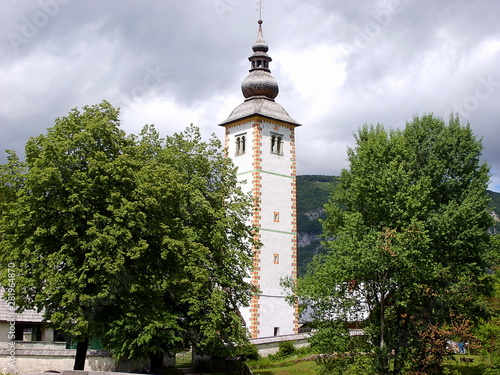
{"left": 219, "top": 18, "right": 300, "bottom": 127}
{"left": 241, "top": 20, "right": 279, "bottom": 100}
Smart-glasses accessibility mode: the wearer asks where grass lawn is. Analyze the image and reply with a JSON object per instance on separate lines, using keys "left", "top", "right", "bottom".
{"left": 442, "top": 355, "right": 490, "bottom": 375}
{"left": 250, "top": 359, "right": 317, "bottom": 375}
{"left": 247, "top": 354, "right": 496, "bottom": 375}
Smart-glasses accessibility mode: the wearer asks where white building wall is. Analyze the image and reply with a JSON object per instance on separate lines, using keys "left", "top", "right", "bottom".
{"left": 223, "top": 117, "right": 298, "bottom": 338}
{"left": 225, "top": 121, "right": 254, "bottom": 184}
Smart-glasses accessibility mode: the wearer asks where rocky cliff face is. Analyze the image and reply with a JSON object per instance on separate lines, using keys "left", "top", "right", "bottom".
{"left": 298, "top": 232, "right": 320, "bottom": 248}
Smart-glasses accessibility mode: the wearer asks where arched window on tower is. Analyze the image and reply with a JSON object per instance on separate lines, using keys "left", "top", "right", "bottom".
{"left": 270, "top": 133, "right": 283, "bottom": 155}
{"left": 235, "top": 134, "right": 246, "bottom": 156}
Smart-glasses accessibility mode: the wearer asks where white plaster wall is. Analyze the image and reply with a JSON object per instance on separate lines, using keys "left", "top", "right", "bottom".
{"left": 225, "top": 121, "right": 254, "bottom": 180}
{"left": 258, "top": 296, "right": 296, "bottom": 337}
{"left": 259, "top": 174, "right": 293, "bottom": 232}
{"left": 0, "top": 324, "right": 10, "bottom": 344}
{"left": 0, "top": 355, "right": 117, "bottom": 374}
{"left": 225, "top": 118, "right": 297, "bottom": 338}
{"left": 260, "top": 122, "right": 293, "bottom": 176}
{"left": 251, "top": 333, "right": 311, "bottom": 357}
{"left": 257, "top": 122, "right": 296, "bottom": 337}
{"left": 258, "top": 231, "right": 293, "bottom": 294}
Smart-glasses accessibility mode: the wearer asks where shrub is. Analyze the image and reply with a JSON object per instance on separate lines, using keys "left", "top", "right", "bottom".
{"left": 276, "top": 341, "right": 296, "bottom": 358}
{"left": 239, "top": 343, "right": 260, "bottom": 361}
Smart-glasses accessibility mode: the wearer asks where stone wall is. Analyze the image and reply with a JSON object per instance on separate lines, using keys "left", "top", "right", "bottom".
{"left": 0, "top": 349, "right": 147, "bottom": 374}
{"left": 250, "top": 332, "right": 311, "bottom": 357}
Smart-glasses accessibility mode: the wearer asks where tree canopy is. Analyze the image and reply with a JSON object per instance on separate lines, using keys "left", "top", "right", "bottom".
{"left": 0, "top": 101, "right": 255, "bottom": 372}
{"left": 295, "top": 114, "right": 493, "bottom": 374}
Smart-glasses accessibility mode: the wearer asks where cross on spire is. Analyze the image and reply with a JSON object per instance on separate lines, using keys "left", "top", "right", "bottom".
{"left": 257, "top": 0, "right": 263, "bottom": 21}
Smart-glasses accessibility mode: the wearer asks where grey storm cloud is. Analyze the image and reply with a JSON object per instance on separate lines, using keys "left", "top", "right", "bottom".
{"left": 1, "top": 0, "right": 499, "bottom": 190}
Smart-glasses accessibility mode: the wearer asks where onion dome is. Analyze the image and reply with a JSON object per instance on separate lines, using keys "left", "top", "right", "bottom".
{"left": 241, "top": 20, "right": 279, "bottom": 101}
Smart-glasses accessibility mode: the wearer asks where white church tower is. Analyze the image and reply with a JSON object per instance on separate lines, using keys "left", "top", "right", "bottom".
{"left": 219, "top": 20, "right": 300, "bottom": 338}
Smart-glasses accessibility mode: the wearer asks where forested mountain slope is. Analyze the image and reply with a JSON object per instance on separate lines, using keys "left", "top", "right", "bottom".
{"left": 296, "top": 175, "right": 500, "bottom": 276}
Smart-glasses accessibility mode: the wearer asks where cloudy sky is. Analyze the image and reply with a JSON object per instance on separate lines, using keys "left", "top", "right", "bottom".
{"left": 1, "top": 0, "right": 499, "bottom": 191}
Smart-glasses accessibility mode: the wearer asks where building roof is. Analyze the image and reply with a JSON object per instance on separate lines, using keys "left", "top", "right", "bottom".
{"left": 0, "top": 288, "right": 45, "bottom": 323}
{"left": 220, "top": 98, "right": 300, "bottom": 126}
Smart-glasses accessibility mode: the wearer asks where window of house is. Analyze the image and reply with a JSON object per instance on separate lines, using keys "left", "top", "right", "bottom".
{"left": 274, "top": 327, "right": 280, "bottom": 336}
{"left": 270, "top": 133, "right": 283, "bottom": 155}
{"left": 273, "top": 254, "right": 280, "bottom": 264}
{"left": 15, "top": 323, "right": 43, "bottom": 341}
{"left": 273, "top": 211, "right": 280, "bottom": 222}
{"left": 235, "top": 134, "right": 246, "bottom": 156}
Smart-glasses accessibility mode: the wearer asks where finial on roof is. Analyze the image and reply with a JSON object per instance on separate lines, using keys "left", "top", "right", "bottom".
{"left": 253, "top": 19, "right": 268, "bottom": 53}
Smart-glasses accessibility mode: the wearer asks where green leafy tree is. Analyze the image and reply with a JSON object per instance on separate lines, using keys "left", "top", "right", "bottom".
{"left": 100, "top": 124, "right": 256, "bottom": 372}
{"left": 0, "top": 101, "right": 135, "bottom": 369}
{"left": 295, "top": 114, "right": 493, "bottom": 374}
{"left": 0, "top": 102, "right": 255, "bottom": 372}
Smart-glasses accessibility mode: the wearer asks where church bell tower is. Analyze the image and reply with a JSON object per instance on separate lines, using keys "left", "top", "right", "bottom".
{"left": 219, "top": 20, "right": 300, "bottom": 338}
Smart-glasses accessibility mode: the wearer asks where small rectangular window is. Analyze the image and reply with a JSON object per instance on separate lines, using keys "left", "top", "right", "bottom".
{"left": 274, "top": 254, "right": 280, "bottom": 264}
{"left": 274, "top": 327, "right": 280, "bottom": 336}
{"left": 273, "top": 211, "right": 280, "bottom": 222}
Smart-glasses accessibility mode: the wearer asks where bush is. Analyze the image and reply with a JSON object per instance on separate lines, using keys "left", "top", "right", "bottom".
{"left": 239, "top": 343, "right": 260, "bottom": 361}
{"left": 275, "top": 341, "right": 296, "bottom": 359}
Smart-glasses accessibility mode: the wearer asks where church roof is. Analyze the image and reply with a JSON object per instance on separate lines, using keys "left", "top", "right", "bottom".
{"left": 220, "top": 20, "right": 300, "bottom": 127}
{"left": 220, "top": 98, "right": 300, "bottom": 126}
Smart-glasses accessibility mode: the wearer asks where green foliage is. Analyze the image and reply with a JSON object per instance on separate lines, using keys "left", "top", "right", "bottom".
{"left": 1, "top": 101, "right": 133, "bottom": 342}
{"left": 295, "top": 176, "right": 498, "bottom": 278}
{"left": 308, "top": 320, "right": 372, "bottom": 374}
{"left": 238, "top": 343, "right": 260, "bottom": 361}
{"left": 477, "top": 317, "right": 500, "bottom": 363}
{"left": 296, "top": 175, "right": 337, "bottom": 276}
{"left": 476, "top": 248, "right": 500, "bottom": 368}
{"left": 276, "top": 341, "right": 296, "bottom": 358}
{"left": 0, "top": 102, "right": 255, "bottom": 366}
{"left": 296, "top": 114, "right": 493, "bottom": 374}
{"left": 296, "top": 175, "right": 337, "bottom": 214}
{"left": 489, "top": 191, "right": 500, "bottom": 212}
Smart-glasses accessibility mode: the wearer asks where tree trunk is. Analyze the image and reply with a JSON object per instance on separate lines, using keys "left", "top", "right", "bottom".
{"left": 379, "top": 271, "right": 390, "bottom": 373}
{"left": 379, "top": 295, "right": 390, "bottom": 373}
{"left": 149, "top": 352, "right": 163, "bottom": 374}
{"left": 73, "top": 338, "right": 89, "bottom": 370}
{"left": 380, "top": 294, "right": 385, "bottom": 352}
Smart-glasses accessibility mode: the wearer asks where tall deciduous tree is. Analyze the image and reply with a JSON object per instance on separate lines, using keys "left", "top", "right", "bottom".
{"left": 100, "top": 124, "right": 256, "bottom": 372}
{"left": 0, "top": 102, "right": 255, "bottom": 372}
{"left": 295, "top": 114, "right": 493, "bottom": 374}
